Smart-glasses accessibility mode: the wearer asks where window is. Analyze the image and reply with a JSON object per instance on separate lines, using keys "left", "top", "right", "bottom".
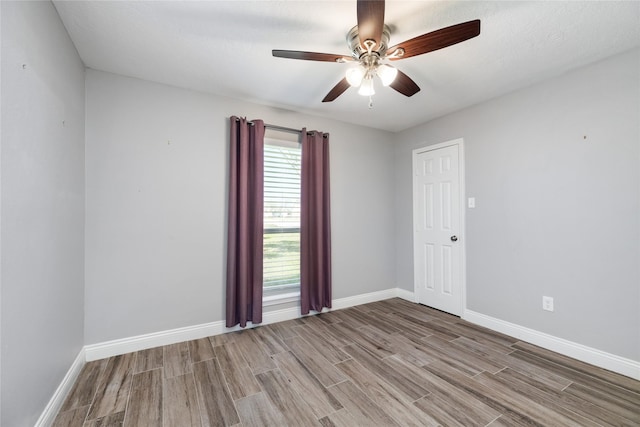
{"left": 263, "top": 137, "right": 301, "bottom": 299}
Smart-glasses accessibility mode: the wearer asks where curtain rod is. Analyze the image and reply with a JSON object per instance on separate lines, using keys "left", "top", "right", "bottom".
{"left": 233, "top": 117, "right": 328, "bottom": 138}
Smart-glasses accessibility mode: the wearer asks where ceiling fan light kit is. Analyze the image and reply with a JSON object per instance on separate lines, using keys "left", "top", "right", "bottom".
{"left": 346, "top": 62, "right": 397, "bottom": 92}
{"left": 272, "top": 0, "right": 481, "bottom": 105}
{"left": 346, "top": 66, "right": 365, "bottom": 87}
{"left": 358, "top": 77, "right": 375, "bottom": 96}
{"left": 377, "top": 64, "right": 398, "bottom": 86}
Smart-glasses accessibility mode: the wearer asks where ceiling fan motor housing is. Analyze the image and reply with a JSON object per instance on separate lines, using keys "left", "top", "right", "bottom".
{"left": 347, "top": 24, "right": 392, "bottom": 58}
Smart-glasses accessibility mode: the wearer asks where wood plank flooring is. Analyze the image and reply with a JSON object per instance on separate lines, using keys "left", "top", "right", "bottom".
{"left": 54, "top": 298, "right": 640, "bottom": 426}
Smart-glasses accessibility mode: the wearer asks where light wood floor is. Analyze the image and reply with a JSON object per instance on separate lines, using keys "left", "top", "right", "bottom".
{"left": 54, "top": 298, "right": 640, "bottom": 426}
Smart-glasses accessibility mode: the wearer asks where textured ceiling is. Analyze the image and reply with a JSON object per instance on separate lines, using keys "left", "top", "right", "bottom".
{"left": 53, "top": 1, "right": 640, "bottom": 132}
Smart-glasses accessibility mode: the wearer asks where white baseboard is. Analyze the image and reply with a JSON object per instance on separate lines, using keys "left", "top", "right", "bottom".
{"left": 85, "top": 321, "right": 225, "bottom": 361}
{"left": 34, "top": 348, "right": 85, "bottom": 427}
{"left": 395, "top": 287, "right": 417, "bottom": 303}
{"left": 332, "top": 288, "right": 398, "bottom": 309}
{"left": 85, "top": 288, "right": 405, "bottom": 361}
{"left": 464, "top": 310, "right": 640, "bottom": 381}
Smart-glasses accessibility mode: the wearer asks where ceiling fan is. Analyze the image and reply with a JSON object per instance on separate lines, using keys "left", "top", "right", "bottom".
{"left": 272, "top": 0, "right": 480, "bottom": 104}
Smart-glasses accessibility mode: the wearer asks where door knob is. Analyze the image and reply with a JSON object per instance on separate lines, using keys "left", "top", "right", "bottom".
{"left": 450, "top": 235, "right": 458, "bottom": 242}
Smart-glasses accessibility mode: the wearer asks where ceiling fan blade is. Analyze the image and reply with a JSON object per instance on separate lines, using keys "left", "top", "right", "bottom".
{"left": 272, "top": 50, "right": 351, "bottom": 62}
{"left": 389, "top": 70, "right": 420, "bottom": 97}
{"left": 322, "top": 78, "right": 351, "bottom": 102}
{"left": 387, "top": 20, "right": 481, "bottom": 60}
{"left": 357, "top": 0, "right": 385, "bottom": 50}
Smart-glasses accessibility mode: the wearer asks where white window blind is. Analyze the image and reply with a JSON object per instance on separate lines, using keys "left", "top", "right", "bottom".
{"left": 263, "top": 140, "right": 301, "bottom": 291}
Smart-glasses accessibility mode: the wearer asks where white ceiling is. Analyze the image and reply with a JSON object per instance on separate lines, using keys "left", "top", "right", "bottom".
{"left": 53, "top": 1, "right": 640, "bottom": 132}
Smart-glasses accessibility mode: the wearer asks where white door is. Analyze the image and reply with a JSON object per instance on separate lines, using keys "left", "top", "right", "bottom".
{"left": 413, "top": 142, "right": 463, "bottom": 316}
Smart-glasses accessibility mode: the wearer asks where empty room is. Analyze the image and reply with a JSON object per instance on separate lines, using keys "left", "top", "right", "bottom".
{"left": 1, "top": 0, "right": 639, "bottom": 426}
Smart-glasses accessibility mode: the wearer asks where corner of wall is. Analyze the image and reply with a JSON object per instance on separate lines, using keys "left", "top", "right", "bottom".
{"left": 33, "top": 349, "right": 86, "bottom": 427}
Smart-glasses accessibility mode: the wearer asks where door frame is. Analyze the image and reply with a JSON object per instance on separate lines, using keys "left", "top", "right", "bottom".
{"left": 412, "top": 138, "right": 467, "bottom": 316}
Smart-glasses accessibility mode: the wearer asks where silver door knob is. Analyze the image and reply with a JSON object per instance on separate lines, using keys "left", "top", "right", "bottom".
{"left": 451, "top": 235, "right": 458, "bottom": 242}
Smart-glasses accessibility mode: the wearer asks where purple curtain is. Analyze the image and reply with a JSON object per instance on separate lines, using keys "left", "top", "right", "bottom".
{"left": 300, "top": 129, "right": 332, "bottom": 315}
{"left": 226, "top": 117, "right": 265, "bottom": 327}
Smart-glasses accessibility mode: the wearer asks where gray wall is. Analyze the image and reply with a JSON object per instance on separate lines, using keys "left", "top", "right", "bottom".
{"left": 0, "top": 1, "right": 85, "bottom": 426}
{"left": 84, "top": 69, "right": 396, "bottom": 344}
{"left": 394, "top": 48, "right": 640, "bottom": 361}
{"left": 0, "top": 4, "right": 637, "bottom": 422}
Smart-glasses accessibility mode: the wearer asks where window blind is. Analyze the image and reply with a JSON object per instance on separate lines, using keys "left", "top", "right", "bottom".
{"left": 263, "top": 141, "right": 301, "bottom": 290}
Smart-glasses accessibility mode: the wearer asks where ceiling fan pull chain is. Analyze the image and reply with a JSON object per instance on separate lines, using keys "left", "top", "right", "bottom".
{"left": 368, "top": 95, "right": 373, "bottom": 109}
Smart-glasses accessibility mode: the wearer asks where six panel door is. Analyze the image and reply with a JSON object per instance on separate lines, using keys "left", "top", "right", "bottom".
{"left": 413, "top": 143, "right": 462, "bottom": 316}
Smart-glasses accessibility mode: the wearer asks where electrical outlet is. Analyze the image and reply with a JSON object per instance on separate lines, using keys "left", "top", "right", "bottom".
{"left": 542, "top": 296, "right": 554, "bottom": 312}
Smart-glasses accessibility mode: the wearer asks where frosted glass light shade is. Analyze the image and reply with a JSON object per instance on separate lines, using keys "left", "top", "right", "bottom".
{"left": 346, "top": 66, "right": 365, "bottom": 87}
{"left": 358, "top": 77, "right": 375, "bottom": 96}
{"left": 377, "top": 64, "right": 398, "bottom": 86}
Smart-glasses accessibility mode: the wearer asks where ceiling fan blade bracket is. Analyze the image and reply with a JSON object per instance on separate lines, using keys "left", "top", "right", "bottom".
{"left": 385, "top": 47, "right": 405, "bottom": 60}
{"left": 363, "top": 39, "right": 376, "bottom": 53}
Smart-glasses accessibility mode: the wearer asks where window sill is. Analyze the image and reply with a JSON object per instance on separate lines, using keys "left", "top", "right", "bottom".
{"left": 263, "top": 291, "right": 300, "bottom": 307}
